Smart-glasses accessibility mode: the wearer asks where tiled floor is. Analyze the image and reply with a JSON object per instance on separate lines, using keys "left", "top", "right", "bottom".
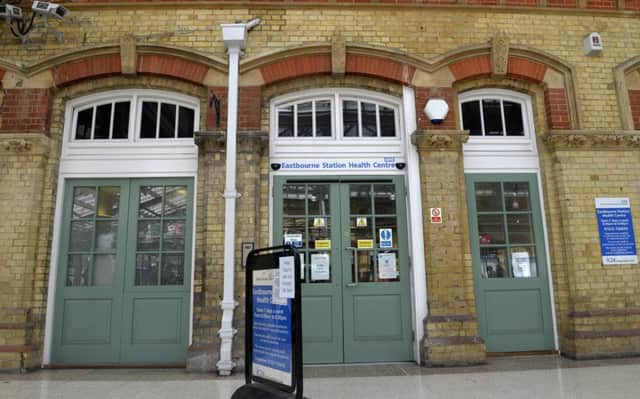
{"left": 2, "top": 355, "right": 640, "bottom": 398}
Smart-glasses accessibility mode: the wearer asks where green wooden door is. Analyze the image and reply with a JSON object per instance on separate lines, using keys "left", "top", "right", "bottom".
{"left": 273, "top": 177, "right": 413, "bottom": 364}
{"left": 466, "top": 174, "right": 555, "bottom": 352}
{"left": 52, "top": 178, "right": 193, "bottom": 365}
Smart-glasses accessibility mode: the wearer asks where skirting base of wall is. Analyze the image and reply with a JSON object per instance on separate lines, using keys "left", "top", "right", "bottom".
{"left": 186, "top": 344, "right": 219, "bottom": 372}
{"left": 422, "top": 337, "right": 487, "bottom": 367}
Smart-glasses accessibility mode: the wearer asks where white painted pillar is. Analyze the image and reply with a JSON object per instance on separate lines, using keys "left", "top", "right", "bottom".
{"left": 217, "top": 20, "right": 260, "bottom": 376}
{"left": 403, "top": 86, "right": 428, "bottom": 363}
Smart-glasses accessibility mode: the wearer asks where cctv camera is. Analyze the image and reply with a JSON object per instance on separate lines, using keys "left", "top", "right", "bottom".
{"left": 0, "top": 4, "right": 23, "bottom": 23}
{"left": 270, "top": 163, "right": 281, "bottom": 171}
{"left": 32, "top": 1, "right": 68, "bottom": 20}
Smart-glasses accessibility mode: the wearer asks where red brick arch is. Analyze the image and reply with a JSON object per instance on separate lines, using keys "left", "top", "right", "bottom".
{"left": 448, "top": 55, "right": 547, "bottom": 84}
{"left": 248, "top": 47, "right": 416, "bottom": 86}
{"left": 51, "top": 53, "right": 210, "bottom": 87}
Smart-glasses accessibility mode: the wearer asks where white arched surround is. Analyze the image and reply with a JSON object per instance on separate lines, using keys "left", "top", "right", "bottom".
{"left": 43, "top": 89, "right": 200, "bottom": 365}
{"left": 268, "top": 87, "right": 427, "bottom": 363}
{"left": 459, "top": 88, "right": 559, "bottom": 350}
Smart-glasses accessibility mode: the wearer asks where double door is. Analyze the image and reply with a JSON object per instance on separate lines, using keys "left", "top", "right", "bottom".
{"left": 274, "top": 176, "right": 413, "bottom": 363}
{"left": 51, "top": 178, "right": 193, "bottom": 365}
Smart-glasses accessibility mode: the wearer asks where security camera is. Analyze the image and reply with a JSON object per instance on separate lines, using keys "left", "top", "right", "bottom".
{"left": 0, "top": 4, "right": 24, "bottom": 23}
{"left": 32, "top": 1, "right": 68, "bottom": 20}
{"left": 270, "top": 163, "right": 281, "bottom": 171}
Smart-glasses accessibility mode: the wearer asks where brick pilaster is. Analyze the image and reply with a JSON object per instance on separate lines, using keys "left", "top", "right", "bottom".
{"left": 413, "top": 130, "right": 486, "bottom": 366}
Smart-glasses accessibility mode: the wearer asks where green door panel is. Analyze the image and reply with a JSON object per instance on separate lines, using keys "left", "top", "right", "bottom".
{"left": 52, "top": 178, "right": 193, "bottom": 365}
{"left": 340, "top": 178, "right": 413, "bottom": 362}
{"left": 120, "top": 179, "right": 193, "bottom": 364}
{"left": 466, "top": 173, "right": 554, "bottom": 352}
{"left": 273, "top": 176, "right": 413, "bottom": 364}
{"left": 52, "top": 179, "right": 130, "bottom": 364}
{"left": 274, "top": 179, "right": 343, "bottom": 364}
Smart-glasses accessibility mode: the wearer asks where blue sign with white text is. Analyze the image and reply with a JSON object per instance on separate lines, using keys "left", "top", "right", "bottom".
{"left": 379, "top": 228, "right": 393, "bottom": 248}
{"left": 595, "top": 198, "right": 638, "bottom": 265}
{"left": 252, "top": 284, "right": 292, "bottom": 384}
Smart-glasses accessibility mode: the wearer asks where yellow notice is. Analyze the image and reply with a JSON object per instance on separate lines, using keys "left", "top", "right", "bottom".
{"left": 357, "top": 239, "right": 373, "bottom": 249}
{"left": 315, "top": 240, "right": 331, "bottom": 249}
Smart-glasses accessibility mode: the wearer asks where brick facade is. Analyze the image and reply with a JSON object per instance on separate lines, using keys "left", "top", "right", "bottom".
{"left": 0, "top": 2, "right": 639, "bottom": 372}
{"left": 0, "top": 89, "right": 52, "bottom": 134}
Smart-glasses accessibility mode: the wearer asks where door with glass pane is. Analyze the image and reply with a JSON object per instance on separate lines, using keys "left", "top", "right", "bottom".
{"left": 120, "top": 180, "right": 193, "bottom": 363}
{"left": 466, "top": 174, "right": 554, "bottom": 352}
{"left": 273, "top": 177, "right": 413, "bottom": 363}
{"left": 52, "top": 178, "right": 193, "bottom": 365}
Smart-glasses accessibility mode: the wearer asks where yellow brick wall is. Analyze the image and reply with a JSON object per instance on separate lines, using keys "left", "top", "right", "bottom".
{"left": 2, "top": 6, "right": 639, "bottom": 129}
{"left": 0, "top": 136, "right": 50, "bottom": 370}
{"left": 1, "top": 4, "right": 640, "bottom": 369}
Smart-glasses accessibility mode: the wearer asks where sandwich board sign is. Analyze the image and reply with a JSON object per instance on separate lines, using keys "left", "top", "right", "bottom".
{"left": 232, "top": 245, "right": 305, "bottom": 399}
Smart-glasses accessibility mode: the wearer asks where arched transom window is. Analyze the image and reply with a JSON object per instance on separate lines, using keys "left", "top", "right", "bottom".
{"left": 460, "top": 91, "right": 528, "bottom": 138}
{"left": 70, "top": 90, "right": 198, "bottom": 143}
{"left": 459, "top": 89, "right": 538, "bottom": 171}
{"left": 273, "top": 90, "right": 399, "bottom": 139}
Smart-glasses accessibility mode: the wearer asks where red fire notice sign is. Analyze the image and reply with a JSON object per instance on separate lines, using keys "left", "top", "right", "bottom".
{"left": 430, "top": 208, "right": 442, "bottom": 224}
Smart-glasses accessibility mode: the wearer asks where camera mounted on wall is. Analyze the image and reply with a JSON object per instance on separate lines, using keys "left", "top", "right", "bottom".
{"left": 0, "top": 1, "right": 69, "bottom": 43}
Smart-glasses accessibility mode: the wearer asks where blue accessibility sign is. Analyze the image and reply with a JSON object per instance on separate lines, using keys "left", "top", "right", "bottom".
{"left": 379, "top": 228, "right": 393, "bottom": 248}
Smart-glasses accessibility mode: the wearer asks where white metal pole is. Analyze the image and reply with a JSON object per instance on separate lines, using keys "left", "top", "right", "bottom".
{"left": 217, "top": 36, "right": 242, "bottom": 377}
{"left": 217, "top": 19, "right": 260, "bottom": 376}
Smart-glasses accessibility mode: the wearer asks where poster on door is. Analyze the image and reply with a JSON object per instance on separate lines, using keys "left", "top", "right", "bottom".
{"left": 310, "top": 253, "right": 330, "bottom": 281}
{"left": 377, "top": 253, "right": 398, "bottom": 279}
{"left": 252, "top": 270, "right": 293, "bottom": 386}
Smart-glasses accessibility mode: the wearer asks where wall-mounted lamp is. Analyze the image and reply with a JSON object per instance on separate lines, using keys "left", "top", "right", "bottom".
{"left": 424, "top": 99, "right": 450, "bottom": 125}
{"left": 1, "top": 1, "right": 69, "bottom": 43}
{"left": 270, "top": 163, "right": 281, "bottom": 171}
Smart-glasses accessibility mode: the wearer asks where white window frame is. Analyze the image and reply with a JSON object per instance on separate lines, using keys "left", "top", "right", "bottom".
{"left": 459, "top": 89, "right": 538, "bottom": 172}
{"left": 275, "top": 96, "right": 335, "bottom": 139}
{"left": 61, "top": 89, "right": 200, "bottom": 177}
{"left": 67, "top": 89, "right": 199, "bottom": 146}
{"left": 73, "top": 97, "right": 133, "bottom": 141}
{"left": 270, "top": 88, "right": 404, "bottom": 159}
{"left": 135, "top": 97, "right": 197, "bottom": 141}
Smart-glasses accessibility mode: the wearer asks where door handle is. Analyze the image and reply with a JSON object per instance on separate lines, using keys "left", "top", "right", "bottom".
{"left": 345, "top": 247, "right": 358, "bottom": 287}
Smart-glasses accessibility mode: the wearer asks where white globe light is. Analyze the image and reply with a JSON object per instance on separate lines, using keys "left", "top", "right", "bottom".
{"left": 424, "top": 99, "right": 449, "bottom": 125}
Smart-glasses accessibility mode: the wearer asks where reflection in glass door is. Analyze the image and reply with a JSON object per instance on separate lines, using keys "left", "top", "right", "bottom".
{"left": 274, "top": 177, "right": 413, "bottom": 364}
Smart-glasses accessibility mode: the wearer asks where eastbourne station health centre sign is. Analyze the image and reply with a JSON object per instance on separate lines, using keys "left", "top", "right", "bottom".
{"left": 277, "top": 157, "right": 400, "bottom": 171}
{"left": 595, "top": 198, "right": 638, "bottom": 265}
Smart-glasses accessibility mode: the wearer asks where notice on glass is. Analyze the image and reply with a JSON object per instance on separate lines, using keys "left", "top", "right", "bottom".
{"left": 278, "top": 256, "right": 295, "bottom": 298}
{"left": 512, "top": 252, "right": 531, "bottom": 278}
{"left": 310, "top": 253, "right": 330, "bottom": 281}
{"left": 315, "top": 240, "right": 331, "bottom": 249}
{"left": 284, "top": 233, "right": 303, "bottom": 248}
{"left": 377, "top": 253, "right": 397, "bottom": 279}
